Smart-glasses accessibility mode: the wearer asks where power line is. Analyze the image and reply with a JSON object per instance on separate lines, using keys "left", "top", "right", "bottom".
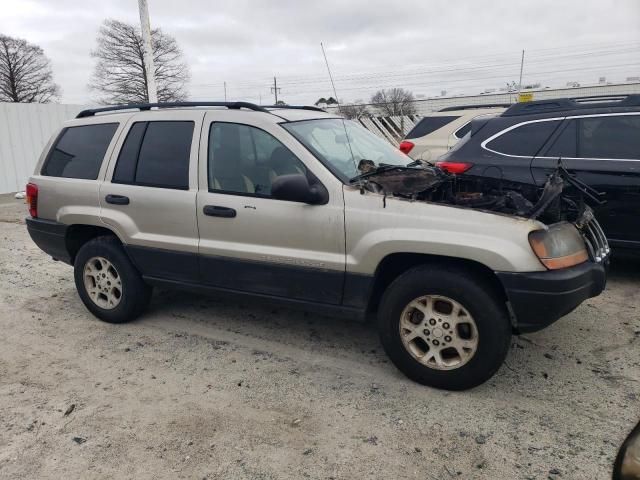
{"left": 190, "top": 45, "right": 640, "bottom": 91}
{"left": 193, "top": 62, "right": 640, "bottom": 98}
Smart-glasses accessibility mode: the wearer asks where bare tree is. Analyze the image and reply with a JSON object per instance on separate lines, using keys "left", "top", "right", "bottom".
{"left": 370, "top": 88, "right": 416, "bottom": 116}
{"left": 90, "top": 19, "right": 189, "bottom": 104}
{"left": 340, "top": 101, "right": 370, "bottom": 120}
{"left": 0, "top": 34, "right": 60, "bottom": 103}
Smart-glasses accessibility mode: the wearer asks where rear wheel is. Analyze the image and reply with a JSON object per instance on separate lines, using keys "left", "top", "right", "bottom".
{"left": 378, "top": 265, "right": 511, "bottom": 390}
{"left": 74, "top": 236, "right": 151, "bottom": 323}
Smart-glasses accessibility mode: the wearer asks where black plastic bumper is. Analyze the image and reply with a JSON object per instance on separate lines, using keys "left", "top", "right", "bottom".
{"left": 26, "top": 218, "right": 71, "bottom": 264}
{"left": 497, "top": 261, "right": 607, "bottom": 333}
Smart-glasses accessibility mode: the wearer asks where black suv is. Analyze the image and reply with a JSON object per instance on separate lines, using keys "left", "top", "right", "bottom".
{"left": 437, "top": 95, "right": 640, "bottom": 250}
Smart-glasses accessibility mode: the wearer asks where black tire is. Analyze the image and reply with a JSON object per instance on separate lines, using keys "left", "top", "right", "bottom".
{"left": 377, "top": 264, "right": 511, "bottom": 390}
{"left": 73, "top": 235, "right": 151, "bottom": 323}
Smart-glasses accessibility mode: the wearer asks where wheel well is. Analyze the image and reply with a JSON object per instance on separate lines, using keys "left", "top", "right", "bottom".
{"left": 65, "top": 225, "right": 120, "bottom": 263}
{"left": 366, "top": 253, "right": 507, "bottom": 313}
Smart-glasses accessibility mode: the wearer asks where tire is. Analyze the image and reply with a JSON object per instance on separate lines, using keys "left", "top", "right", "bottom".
{"left": 377, "top": 264, "right": 511, "bottom": 390}
{"left": 73, "top": 235, "right": 151, "bottom": 323}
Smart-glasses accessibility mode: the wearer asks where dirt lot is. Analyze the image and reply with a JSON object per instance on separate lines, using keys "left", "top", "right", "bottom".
{"left": 0, "top": 195, "right": 639, "bottom": 480}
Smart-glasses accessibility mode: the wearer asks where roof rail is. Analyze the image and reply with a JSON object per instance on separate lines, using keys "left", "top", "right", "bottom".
{"left": 263, "top": 105, "right": 327, "bottom": 112}
{"left": 502, "top": 94, "right": 640, "bottom": 117}
{"left": 438, "top": 103, "right": 511, "bottom": 112}
{"left": 76, "top": 101, "right": 268, "bottom": 118}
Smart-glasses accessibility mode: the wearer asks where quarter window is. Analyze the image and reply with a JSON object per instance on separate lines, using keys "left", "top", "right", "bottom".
{"left": 486, "top": 120, "right": 560, "bottom": 157}
{"left": 42, "top": 123, "right": 118, "bottom": 179}
{"left": 454, "top": 122, "right": 472, "bottom": 139}
{"left": 112, "top": 121, "right": 194, "bottom": 189}
{"left": 208, "top": 123, "right": 307, "bottom": 197}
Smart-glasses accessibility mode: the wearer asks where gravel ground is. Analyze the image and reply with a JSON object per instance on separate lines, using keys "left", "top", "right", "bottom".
{"left": 1, "top": 195, "right": 639, "bottom": 480}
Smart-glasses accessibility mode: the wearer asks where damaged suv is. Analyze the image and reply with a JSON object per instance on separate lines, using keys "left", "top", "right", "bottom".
{"left": 26, "top": 102, "right": 608, "bottom": 390}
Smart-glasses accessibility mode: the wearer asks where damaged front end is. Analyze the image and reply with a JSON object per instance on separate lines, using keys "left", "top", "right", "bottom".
{"left": 352, "top": 162, "right": 610, "bottom": 261}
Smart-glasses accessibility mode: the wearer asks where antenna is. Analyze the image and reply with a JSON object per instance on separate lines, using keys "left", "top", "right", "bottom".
{"left": 320, "top": 42, "right": 361, "bottom": 185}
{"left": 320, "top": 42, "right": 341, "bottom": 111}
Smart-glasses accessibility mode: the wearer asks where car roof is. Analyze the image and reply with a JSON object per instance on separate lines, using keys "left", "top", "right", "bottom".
{"left": 428, "top": 107, "right": 506, "bottom": 118}
{"left": 264, "top": 107, "right": 340, "bottom": 122}
{"left": 499, "top": 94, "right": 640, "bottom": 119}
{"left": 73, "top": 101, "right": 341, "bottom": 124}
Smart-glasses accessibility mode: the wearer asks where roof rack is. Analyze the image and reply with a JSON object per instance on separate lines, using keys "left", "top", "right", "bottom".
{"left": 438, "top": 103, "right": 511, "bottom": 112}
{"left": 502, "top": 94, "right": 640, "bottom": 117}
{"left": 263, "top": 105, "right": 327, "bottom": 112}
{"left": 76, "top": 101, "right": 268, "bottom": 118}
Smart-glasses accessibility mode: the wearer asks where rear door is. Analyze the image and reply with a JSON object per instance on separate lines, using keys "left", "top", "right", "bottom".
{"left": 100, "top": 110, "right": 203, "bottom": 282}
{"left": 195, "top": 110, "right": 346, "bottom": 304}
{"left": 531, "top": 113, "right": 640, "bottom": 245}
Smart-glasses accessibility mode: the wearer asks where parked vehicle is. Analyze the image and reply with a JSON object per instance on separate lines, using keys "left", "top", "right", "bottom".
{"left": 399, "top": 104, "right": 508, "bottom": 161}
{"left": 614, "top": 420, "right": 640, "bottom": 479}
{"left": 437, "top": 95, "right": 640, "bottom": 250}
{"left": 26, "top": 101, "right": 608, "bottom": 390}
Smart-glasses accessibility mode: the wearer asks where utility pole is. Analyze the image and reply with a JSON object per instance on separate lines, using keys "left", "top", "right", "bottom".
{"left": 271, "top": 76, "right": 281, "bottom": 104}
{"left": 517, "top": 49, "right": 525, "bottom": 96}
{"left": 138, "top": 0, "right": 158, "bottom": 103}
{"left": 224, "top": 81, "right": 227, "bottom": 101}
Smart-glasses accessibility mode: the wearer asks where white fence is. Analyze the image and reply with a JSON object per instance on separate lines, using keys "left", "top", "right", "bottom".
{"left": 356, "top": 115, "right": 420, "bottom": 146}
{"left": 0, "top": 103, "right": 86, "bottom": 194}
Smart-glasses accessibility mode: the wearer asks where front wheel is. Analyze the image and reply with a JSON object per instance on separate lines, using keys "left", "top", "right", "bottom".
{"left": 377, "top": 265, "right": 511, "bottom": 390}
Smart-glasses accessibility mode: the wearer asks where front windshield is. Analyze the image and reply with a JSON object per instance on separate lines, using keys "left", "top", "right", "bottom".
{"left": 283, "top": 118, "right": 412, "bottom": 183}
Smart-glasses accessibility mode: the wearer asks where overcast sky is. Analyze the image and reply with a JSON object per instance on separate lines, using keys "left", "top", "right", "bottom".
{"left": 1, "top": 0, "right": 639, "bottom": 105}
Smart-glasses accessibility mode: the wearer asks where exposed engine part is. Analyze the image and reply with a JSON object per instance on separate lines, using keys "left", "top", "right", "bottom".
{"left": 357, "top": 164, "right": 605, "bottom": 226}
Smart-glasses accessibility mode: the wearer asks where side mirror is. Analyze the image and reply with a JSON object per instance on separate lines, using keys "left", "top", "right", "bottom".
{"left": 271, "top": 174, "right": 328, "bottom": 205}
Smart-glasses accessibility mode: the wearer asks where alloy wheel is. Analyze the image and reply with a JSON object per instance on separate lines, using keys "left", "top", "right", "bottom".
{"left": 83, "top": 256, "right": 123, "bottom": 310}
{"left": 399, "top": 294, "right": 479, "bottom": 370}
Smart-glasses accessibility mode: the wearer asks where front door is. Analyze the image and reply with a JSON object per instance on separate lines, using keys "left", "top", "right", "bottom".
{"left": 196, "top": 110, "right": 346, "bottom": 304}
{"left": 531, "top": 113, "right": 640, "bottom": 246}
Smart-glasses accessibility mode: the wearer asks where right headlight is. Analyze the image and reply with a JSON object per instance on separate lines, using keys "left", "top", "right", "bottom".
{"left": 528, "top": 222, "right": 589, "bottom": 270}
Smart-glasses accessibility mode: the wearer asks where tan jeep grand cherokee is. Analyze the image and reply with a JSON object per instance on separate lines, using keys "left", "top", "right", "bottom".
{"left": 25, "top": 101, "right": 608, "bottom": 390}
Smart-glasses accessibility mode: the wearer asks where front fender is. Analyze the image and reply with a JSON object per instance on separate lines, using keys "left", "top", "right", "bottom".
{"left": 344, "top": 189, "right": 546, "bottom": 274}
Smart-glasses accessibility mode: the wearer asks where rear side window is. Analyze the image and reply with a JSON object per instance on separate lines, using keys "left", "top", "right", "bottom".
{"left": 486, "top": 120, "right": 560, "bottom": 156}
{"left": 579, "top": 115, "right": 640, "bottom": 160}
{"left": 42, "top": 123, "right": 118, "bottom": 179}
{"left": 112, "top": 121, "right": 194, "bottom": 189}
{"left": 404, "top": 116, "right": 460, "bottom": 139}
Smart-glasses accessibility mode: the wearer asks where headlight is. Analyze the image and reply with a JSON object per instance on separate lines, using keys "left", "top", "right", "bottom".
{"left": 528, "top": 222, "right": 588, "bottom": 270}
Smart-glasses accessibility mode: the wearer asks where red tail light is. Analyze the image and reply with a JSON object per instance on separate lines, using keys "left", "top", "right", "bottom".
{"left": 398, "top": 140, "right": 414, "bottom": 155}
{"left": 435, "top": 161, "right": 473, "bottom": 174}
{"left": 26, "top": 183, "right": 38, "bottom": 217}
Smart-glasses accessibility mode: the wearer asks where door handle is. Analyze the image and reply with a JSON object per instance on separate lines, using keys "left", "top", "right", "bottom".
{"left": 105, "top": 194, "right": 130, "bottom": 205}
{"left": 203, "top": 205, "right": 236, "bottom": 218}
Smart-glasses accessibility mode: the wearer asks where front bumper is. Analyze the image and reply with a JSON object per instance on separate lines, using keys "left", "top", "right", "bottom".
{"left": 496, "top": 261, "right": 607, "bottom": 333}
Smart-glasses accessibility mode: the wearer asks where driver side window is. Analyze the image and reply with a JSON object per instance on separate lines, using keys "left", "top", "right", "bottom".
{"left": 208, "top": 122, "right": 307, "bottom": 197}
